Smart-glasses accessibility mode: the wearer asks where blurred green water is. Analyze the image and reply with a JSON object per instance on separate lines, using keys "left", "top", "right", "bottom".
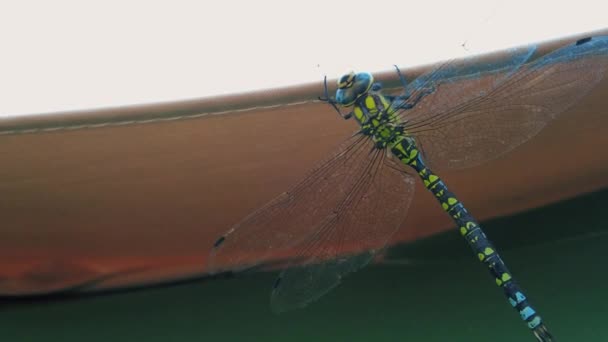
{"left": 2, "top": 188, "right": 607, "bottom": 341}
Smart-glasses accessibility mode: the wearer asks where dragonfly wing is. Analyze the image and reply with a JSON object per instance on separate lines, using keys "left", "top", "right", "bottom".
{"left": 208, "top": 135, "right": 413, "bottom": 281}
{"left": 389, "top": 44, "right": 536, "bottom": 116}
{"left": 208, "top": 134, "right": 371, "bottom": 274}
{"left": 270, "top": 153, "right": 415, "bottom": 312}
{"left": 406, "top": 36, "right": 608, "bottom": 169}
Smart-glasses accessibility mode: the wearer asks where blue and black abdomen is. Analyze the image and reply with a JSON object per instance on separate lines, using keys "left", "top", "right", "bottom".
{"left": 390, "top": 138, "right": 544, "bottom": 331}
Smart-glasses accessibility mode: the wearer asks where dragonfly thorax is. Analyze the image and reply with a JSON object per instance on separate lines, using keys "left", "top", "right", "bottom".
{"left": 351, "top": 93, "right": 404, "bottom": 149}
{"left": 333, "top": 71, "right": 405, "bottom": 148}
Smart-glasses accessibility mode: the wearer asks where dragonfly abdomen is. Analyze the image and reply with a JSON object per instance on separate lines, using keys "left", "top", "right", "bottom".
{"left": 426, "top": 168, "right": 545, "bottom": 331}
{"left": 390, "top": 137, "right": 546, "bottom": 333}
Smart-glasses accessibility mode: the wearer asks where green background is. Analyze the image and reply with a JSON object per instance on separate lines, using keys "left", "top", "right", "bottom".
{"left": 2, "top": 189, "right": 607, "bottom": 341}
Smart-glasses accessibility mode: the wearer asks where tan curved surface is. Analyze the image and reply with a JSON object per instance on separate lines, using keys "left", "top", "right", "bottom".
{"left": 1, "top": 29, "right": 607, "bottom": 295}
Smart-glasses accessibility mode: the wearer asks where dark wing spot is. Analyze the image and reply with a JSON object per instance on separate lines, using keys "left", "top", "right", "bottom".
{"left": 213, "top": 236, "right": 226, "bottom": 248}
{"left": 576, "top": 37, "right": 592, "bottom": 46}
{"left": 272, "top": 276, "right": 282, "bottom": 290}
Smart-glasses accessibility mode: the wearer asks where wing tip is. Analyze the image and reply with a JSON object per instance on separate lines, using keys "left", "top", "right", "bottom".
{"left": 576, "top": 37, "right": 593, "bottom": 46}
{"left": 213, "top": 235, "right": 226, "bottom": 248}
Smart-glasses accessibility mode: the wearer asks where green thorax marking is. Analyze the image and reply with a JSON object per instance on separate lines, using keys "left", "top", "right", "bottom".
{"left": 352, "top": 93, "right": 405, "bottom": 149}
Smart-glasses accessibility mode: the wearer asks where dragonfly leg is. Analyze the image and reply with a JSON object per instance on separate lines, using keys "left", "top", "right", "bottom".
{"left": 393, "top": 65, "right": 409, "bottom": 90}
{"left": 399, "top": 83, "right": 436, "bottom": 110}
{"left": 392, "top": 64, "right": 437, "bottom": 109}
{"left": 318, "top": 75, "right": 352, "bottom": 120}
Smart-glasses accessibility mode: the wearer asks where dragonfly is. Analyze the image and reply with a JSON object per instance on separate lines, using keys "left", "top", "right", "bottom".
{"left": 208, "top": 35, "right": 608, "bottom": 341}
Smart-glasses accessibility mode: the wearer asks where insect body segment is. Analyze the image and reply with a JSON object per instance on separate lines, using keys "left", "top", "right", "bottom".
{"left": 337, "top": 72, "right": 405, "bottom": 149}
{"left": 354, "top": 94, "right": 403, "bottom": 148}
{"left": 400, "top": 146, "right": 543, "bottom": 331}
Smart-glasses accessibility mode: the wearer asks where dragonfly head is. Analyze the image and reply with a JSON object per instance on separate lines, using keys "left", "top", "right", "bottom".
{"left": 335, "top": 71, "right": 373, "bottom": 107}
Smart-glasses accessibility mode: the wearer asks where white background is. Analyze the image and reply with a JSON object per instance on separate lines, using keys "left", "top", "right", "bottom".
{"left": 0, "top": 0, "right": 606, "bottom": 116}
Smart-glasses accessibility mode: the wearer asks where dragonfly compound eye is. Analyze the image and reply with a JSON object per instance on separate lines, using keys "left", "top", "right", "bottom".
{"left": 336, "top": 71, "right": 374, "bottom": 107}
{"left": 337, "top": 71, "right": 356, "bottom": 89}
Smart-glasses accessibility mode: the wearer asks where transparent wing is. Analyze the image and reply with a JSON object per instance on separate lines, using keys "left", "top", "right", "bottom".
{"left": 208, "top": 135, "right": 414, "bottom": 282}
{"left": 402, "top": 36, "right": 608, "bottom": 169}
{"left": 270, "top": 153, "right": 414, "bottom": 312}
{"left": 389, "top": 44, "right": 537, "bottom": 118}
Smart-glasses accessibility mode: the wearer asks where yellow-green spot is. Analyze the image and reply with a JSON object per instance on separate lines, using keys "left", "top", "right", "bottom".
{"left": 380, "top": 96, "right": 390, "bottom": 110}
{"left": 448, "top": 197, "right": 458, "bottom": 205}
{"left": 478, "top": 253, "right": 485, "bottom": 261}
{"left": 460, "top": 227, "right": 467, "bottom": 235}
{"left": 365, "top": 96, "right": 376, "bottom": 109}
{"left": 441, "top": 203, "right": 449, "bottom": 210}
{"left": 502, "top": 273, "right": 512, "bottom": 282}
{"left": 496, "top": 278, "right": 503, "bottom": 286}
{"left": 424, "top": 180, "right": 430, "bottom": 187}
{"left": 354, "top": 107, "right": 363, "bottom": 121}
{"left": 397, "top": 143, "right": 407, "bottom": 153}
{"left": 484, "top": 247, "right": 494, "bottom": 256}
{"left": 428, "top": 174, "right": 438, "bottom": 183}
